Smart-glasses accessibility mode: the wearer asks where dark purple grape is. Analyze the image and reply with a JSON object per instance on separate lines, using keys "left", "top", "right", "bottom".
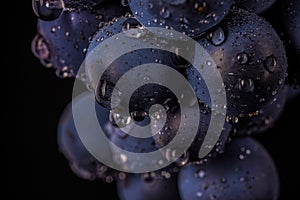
{"left": 57, "top": 92, "right": 118, "bottom": 182}
{"left": 234, "top": 0, "right": 276, "bottom": 14}
{"left": 128, "top": 0, "right": 233, "bottom": 37}
{"left": 233, "top": 86, "right": 288, "bottom": 135}
{"left": 178, "top": 137, "right": 279, "bottom": 200}
{"left": 186, "top": 9, "right": 287, "bottom": 119}
{"left": 32, "top": 0, "right": 64, "bottom": 21}
{"left": 35, "top": 3, "right": 128, "bottom": 78}
{"left": 117, "top": 173, "right": 180, "bottom": 200}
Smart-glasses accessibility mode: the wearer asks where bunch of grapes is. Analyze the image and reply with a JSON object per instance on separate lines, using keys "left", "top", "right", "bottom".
{"left": 32, "top": 0, "right": 299, "bottom": 199}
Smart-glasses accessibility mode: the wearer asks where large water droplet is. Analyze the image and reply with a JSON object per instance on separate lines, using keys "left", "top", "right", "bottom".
{"left": 237, "top": 78, "right": 255, "bottom": 93}
{"left": 209, "top": 27, "right": 225, "bottom": 46}
{"left": 264, "top": 54, "right": 277, "bottom": 73}
{"left": 236, "top": 52, "right": 249, "bottom": 65}
{"left": 32, "top": 0, "right": 64, "bottom": 21}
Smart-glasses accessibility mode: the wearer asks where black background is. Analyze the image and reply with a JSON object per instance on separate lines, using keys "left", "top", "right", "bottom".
{"left": 22, "top": 2, "right": 299, "bottom": 199}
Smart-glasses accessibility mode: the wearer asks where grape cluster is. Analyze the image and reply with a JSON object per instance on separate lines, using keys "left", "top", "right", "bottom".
{"left": 32, "top": 0, "right": 299, "bottom": 199}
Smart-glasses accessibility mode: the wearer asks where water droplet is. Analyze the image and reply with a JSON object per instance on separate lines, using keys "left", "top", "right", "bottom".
{"left": 237, "top": 78, "right": 255, "bottom": 93}
{"left": 51, "top": 26, "right": 56, "bottom": 33}
{"left": 55, "top": 66, "right": 74, "bottom": 78}
{"left": 180, "top": 17, "right": 190, "bottom": 29}
{"left": 32, "top": 0, "right": 64, "bottom": 21}
{"left": 131, "top": 110, "right": 148, "bottom": 122}
{"left": 209, "top": 27, "right": 225, "bottom": 46}
{"left": 174, "top": 151, "right": 189, "bottom": 167}
{"left": 245, "top": 149, "right": 251, "bottom": 155}
{"left": 220, "top": 177, "right": 227, "bottom": 183}
{"left": 118, "top": 172, "right": 126, "bottom": 180}
{"left": 148, "top": 2, "right": 154, "bottom": 8}
{"left": 196, "top": 191, "right": 203, "bottom": 198}
{"left": 121, "top": 0, "right": 128, "bottom": 6}
{"left": 206, "top": 60, "right": 212, "bottom": 66}
{"left": 236, "top": 52, "right": 249, "bottom": 65}
{"left": 197, "top": 170, "right": 206, "bottom": 178}
{"left": 160, "top": 7, "right": 171, "bottom": 19}
{"left": 264, "top": 54, "right": 277, "bottom": 73}
{"left": 239, "top": 154, "right": 245, "bottom": 160}
{"left": 105, "top": 176, "right": 113, "bottom": 183}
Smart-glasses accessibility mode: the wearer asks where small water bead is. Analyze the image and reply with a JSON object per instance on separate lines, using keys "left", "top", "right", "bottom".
{"left": 239, "top": 154, "right": 245, "bottom": 160}
{"left": 160, "top": 7, "right": 171, "bottom": 19}
{"left": 196, "top": 191, "right": 203, "bottom": 198}
{"left": 236, "top": 52, "right": 249, "bottom": 65}
{"left": 197, "top": 170, "right": 206, "bottom": 178}
{"left": 245, "top": 149, "right": 251, "bottom": 155}
{"left": 174, "top": 151, "right": 189, "bottom": 167}
{"left": 121, "top": 0, "right": 129, "bottom": 6}
{"left": 55, "top": 66, "right": 74, "bottom": 78}
{"left": 32, "top": 0, "right": 64, "bottom": 21}
{"left": 220, "top": 177, "right": 227, "bottom": 183}
{"left": 208, "top": 27, "right": 225, "bottom": 46}
{"left": 264, "top": 54, "right": 277, "bottom": 73}
{"left": 206, "top": 60, "right": 212, "bottom": 66}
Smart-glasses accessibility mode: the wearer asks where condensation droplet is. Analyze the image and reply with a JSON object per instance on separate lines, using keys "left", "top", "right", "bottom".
{"left": 160, "top": 7, "right": 171, "bottom": 19}
{"left": 209, "top": 27, "right": 225, "bottom": 46}
{"left": 197, "top": 170, "right": 206, "bottom": 178}
{"left": 121, "top": 0, "right": 128, "bottom": 6}
{"left": 236, "top": 52, "right": 249, "bottom": 65}
{"left": 237, "top": 78, "right": 255, "bottom": 93}
{"left": 196, "top": 191, "right": 203, "bottom": 198}
{"left": 264, "top": 54, "right": 277, "bottom": 73}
